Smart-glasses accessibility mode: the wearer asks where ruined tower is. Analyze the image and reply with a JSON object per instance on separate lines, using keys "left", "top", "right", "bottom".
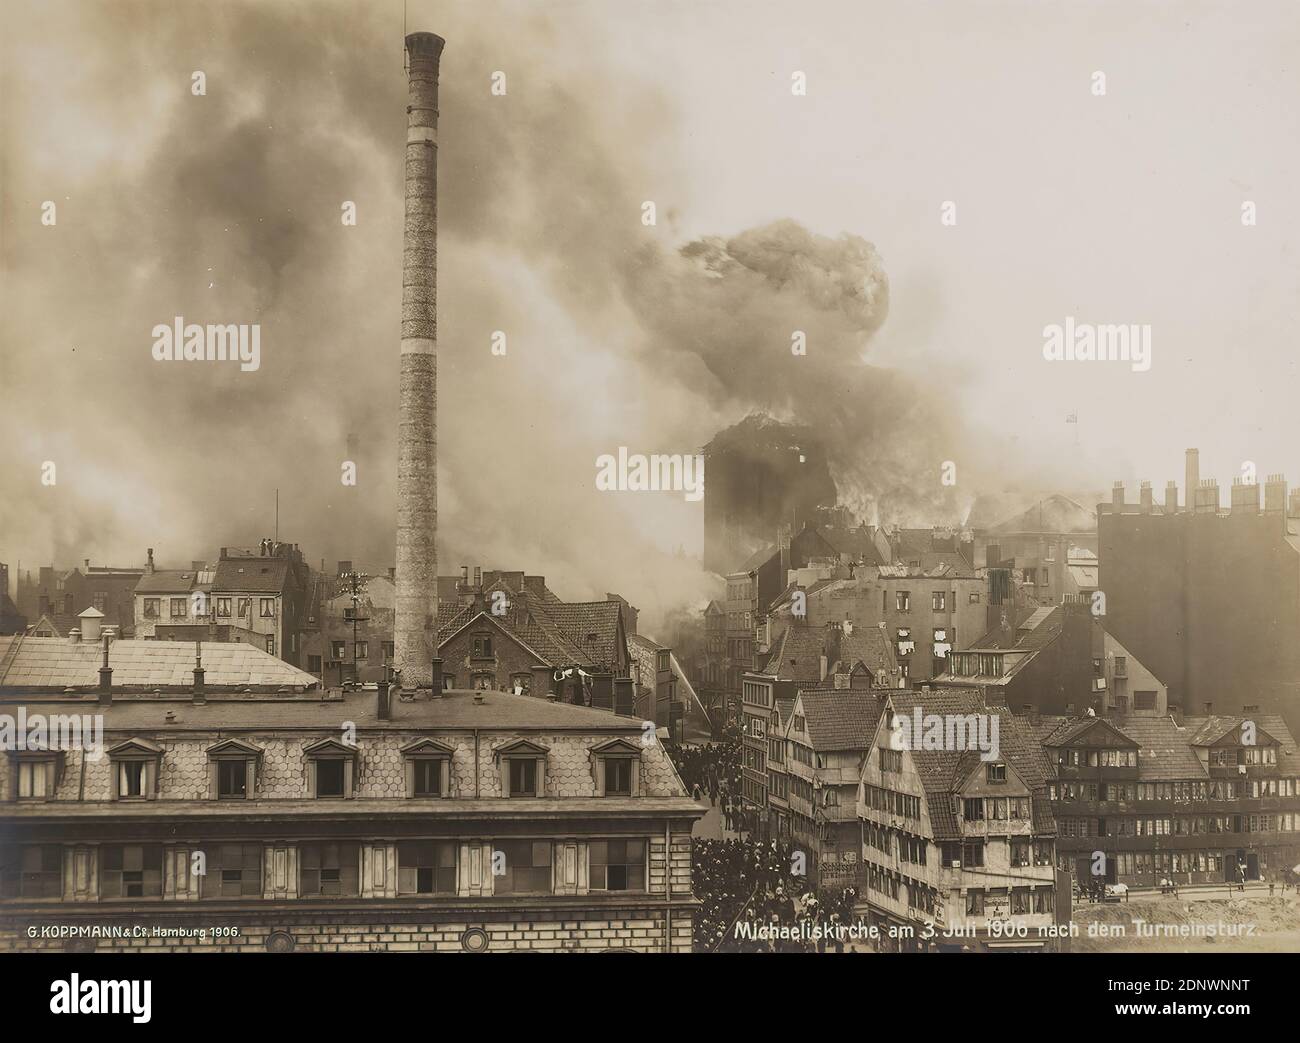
{"left": 394, "top": 32, "right": 445, "bottom": 690}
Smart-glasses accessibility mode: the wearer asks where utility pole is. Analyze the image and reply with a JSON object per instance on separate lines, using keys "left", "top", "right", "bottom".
{"left": 339, "top": 570, "right": 370, "bottom": 685}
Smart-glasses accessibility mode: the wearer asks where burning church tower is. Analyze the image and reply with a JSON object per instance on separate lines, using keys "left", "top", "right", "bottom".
{"left": 394, "top": 32, "right": 445, "bottom": 691}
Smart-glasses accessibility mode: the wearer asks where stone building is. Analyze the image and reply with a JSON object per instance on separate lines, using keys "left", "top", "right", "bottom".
{"left": 0, "top": 672, "right": 702, "bottom": 952}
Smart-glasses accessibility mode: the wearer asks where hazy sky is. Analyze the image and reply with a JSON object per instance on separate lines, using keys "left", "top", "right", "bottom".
{"left": 2, "top": 0, "right": 1297, "bottom": 627}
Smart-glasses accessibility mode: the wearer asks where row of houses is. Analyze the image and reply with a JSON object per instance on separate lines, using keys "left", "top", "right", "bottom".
{"left": 738, "top": 665, "right": 1300, "bottom": 951}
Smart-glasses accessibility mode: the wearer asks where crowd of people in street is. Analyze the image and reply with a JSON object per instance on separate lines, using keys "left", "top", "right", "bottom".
{"left": 691, "top": 836, "right": 862, "bottom": 952}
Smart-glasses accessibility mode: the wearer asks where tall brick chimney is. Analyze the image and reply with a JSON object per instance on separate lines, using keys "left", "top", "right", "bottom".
{"left": 1185, "top": 448, "right": 1200, "bottom": 507}
{"left": 394, "top": 32, "right": 446, "bottom": 692}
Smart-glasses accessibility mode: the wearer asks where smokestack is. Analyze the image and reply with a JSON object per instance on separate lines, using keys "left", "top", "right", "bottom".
{"left": 1185, "top": 449, "right": 1200, "bottom": 506}
{"left": 98, "top": 633, "right": 112, "bottom": 705}
{"left": 394, "top": 31, "right": 446, "bottom": 692}
{"left": 193, "top": 641, "right": 206, "bottom": 704}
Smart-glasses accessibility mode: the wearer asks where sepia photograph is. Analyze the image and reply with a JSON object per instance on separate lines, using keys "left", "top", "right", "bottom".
{"left": 0, "top": 0, "right": 1296, "bottom": 1017}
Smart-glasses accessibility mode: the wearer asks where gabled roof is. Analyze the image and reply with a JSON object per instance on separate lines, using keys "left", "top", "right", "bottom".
{"left": 761, "top": 624, "right": 835, "bottom": 682}
{"left": 302, "top": 736, "right": 358, "bottom": 757}
{"left": 206, "top": 737, "right": 264, "bottom": 757}
{"left": 1039, "top": 716, "right": 1139, "bottom": 749}
{"left": 546, "top": 601, "right": 624, "bottom": 670}
{"left": 590, "top": 737, "right": 642, "bottom": 755}
{"left": 212, "top": 557, "right": 291, "bottom": 594}
{"left": 740, "top": 544, "right": 780, "bottom": 572}
{"left": 493, "top": 737, "right": 550, "bottom": 757}
{"left": 135, "top": 570, "right": 210, "bottom": 595}
{"left": 1186, "top": 716, "right": 1280, "bottom": 748}
{"left": 794, "top": 688, "right": 884, "bottom": 751}
{"left": 839, "top": 624, "right": 900, "bottom": 686}
{"left": 989, "top": 494, "right": 1098, "bottom": 535}
{"left": 399, "top": 737, "right": 456, "bottom": 755}
{"left": 107, "top": 737, "right": 164, "bottom": 757}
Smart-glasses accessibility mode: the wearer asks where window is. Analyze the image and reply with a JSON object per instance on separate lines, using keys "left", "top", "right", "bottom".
{"left": 260, "top": 598, "right": 276, "bottom": 618}
{"left": 355, "top": 642, "right": 368, "bottom": 660}
{"left": 1, "top": 844, "right": 62, "bottom": 898}
{"left": 331, "top": 641, "right": 346, "bottom": 660}
{"left": 14, "top": 756, "right": 60, "bottom": 800}
{"left": 962, "top": 841, "right": 984, "bottom": 867}
{"left": 510, "top": 673, "right": 531, "bottom": 695}
{"left": 265, "top": 635, "right": 275, "bottom": 656}
{"left": 414, "top": 759, "right": 441, "bottom": 797}
{"left": 119, "top": 761, "right": 146, "bottom": 798}
{"left": 932, "top": 591, "right": 946, "bottom": 611}
{"left": 236, "top": 597, "right": 251, "bottom": 618}
{"left": 966, "top": 889, "right": 984, "bottom": 916}
{"left": 493, "top": 839, "right": 552, "bottom": 894}
{"left": 472, "top": 633, "right": 494, "bottom": 657}
{"left": 170, "top": 597, "right": 187, "bottom": 618}
{"left": 143, "top": 598, "right": 159, "bottom": 618}
{"left": 202, "top": 843, "right": 262, "bottom": 898}
{"left": 316, "top": 759, "right": 345, "bottom": 797}
{"left": 604, "top": 758, "right": 633, "bottom": 796}
{"left": 879, "top": 748, "right": 902, "bottom": 773}
{"left": 93, "top": 593, "right": 107, "bottom": 612}
{"left": 1010, "top": 840, "right": 1031, "bottom": 867}
{"left": 382, "top": 642, "right": 395, "bottom": 661}
{"left": 218, "top": 759, "right": 248, "bottom": 799}
{"left": 969, "top": 592, "right": 980, "bottom": 604}
{"left": 510, "top": 759, "right": 537, "bottom": 797}
{"left": 896, "top": 591, "right": 910, "bottom": 612}
{"left": 308, "top": 655, "right": 322, "bottom": 672}
{"left": 300, "top": 842, "right": 359, "bottom": 897}
{"left": 986, "top": 763, "right": 1007, "bottom": 783}
{"left": 590, "top": 839, "right": 646, "bottom": 891}
{"left": 963, "top": 797, "right": 984, "bottom": 821}
{"left": 1011, "top": 888, "right": 1030, "bottom": 915}
{"left": 216, "top": 597, "right": 231, "bottom": 617}
{"left": 397, "top": 840, "right": 457, "bottom": 894}
{"left": 100, "top": 844, "right": 163, "bottom": 899}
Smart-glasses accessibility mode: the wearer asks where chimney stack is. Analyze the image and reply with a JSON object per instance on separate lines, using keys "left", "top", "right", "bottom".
{"left": 1139, "top": 481, "right": 1152, "bottom": 514}
{"left": 98, "top": 633, "right": 112, "bottom": 705}
{"left": 1230, "top": 477, "right": 1259, "bottom": 514}
{"left": 193, "top": 641, "right": 206, "bottom": 704}
{"left": 1111, "top": 481, "right": 1124, "bottom": 509}
{"left": 147, "top": 548, "right": 155, "bottom": 573}
{"left": 1164, "top": 480, "right": 1179, "bottom": 512}
{"left": 1185, "top": 449, "right": 1200, "bottom": 506}
{"left": 430, "top": 656, "right": 443, "bottom": 695}
{"left": 1264, "top": 474, "right": 1287, "bottom": 514}
{"left": 394, "top": 31, "right": 446, "bottom": 693}
{"left": 377, "top": 678, "right": 391, "bottom": 720}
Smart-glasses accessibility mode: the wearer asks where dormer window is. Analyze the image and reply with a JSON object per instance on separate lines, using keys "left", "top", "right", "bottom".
{"left": 495, "top": 739, "right": 548, "bottom": 798}
{"left": 986, "top": 763, "right": 1007, "bottom": 784}
{"left": 10, "top": 751, "right": 64, "bottom": 801}
{"left": 303, "top": 738, "right": 359, "bottom": 798}
{"left": 108, "top": 739, "right": 163, "bottom": 801}
{"left": 207, "top": 738, "right": 263, "bottom": 800}
{"left": 401, "top": 738, "right": 454, "bottom": 798}
{"left": 590, "top": 738, "right": 642, "bottom": 797}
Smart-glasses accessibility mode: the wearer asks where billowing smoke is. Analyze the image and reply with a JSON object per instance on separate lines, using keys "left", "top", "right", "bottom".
{"left": 0, "top": 0, "right": 991, "bottom": 634}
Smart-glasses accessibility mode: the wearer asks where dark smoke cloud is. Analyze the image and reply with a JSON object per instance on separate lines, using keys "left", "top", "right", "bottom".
{"left": 0, "top": 0, "right": 996, "bottom": 631}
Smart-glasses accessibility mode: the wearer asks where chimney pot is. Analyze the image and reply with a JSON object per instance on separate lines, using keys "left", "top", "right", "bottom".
{"left": 193, "top": 641, "right": 206, "bottom": 703}
{"left": 98, "top": 634, "right": 112, "bottom": 704}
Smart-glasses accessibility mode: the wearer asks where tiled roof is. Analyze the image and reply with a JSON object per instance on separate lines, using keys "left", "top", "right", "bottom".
{"left": 839, "top": 624, "right": 899, "bottom": 685}
{"left": 796, "top": 688, "right": 884, "bottom": 751}
{"left": 762, "top": 625, "right": 835, "bottom": 682}
{"left": 134, "top": 569, "right": 209, "bottom": 595}
{"left": 213, "top": 557, "right": 290, "bottom": 594}
{"left": 546, "top": 601, "right": 623, "bottom": 670}
{"left": 888, "top": 689, "right": 1056, "bottom": 837}
{"left": 0, "top": 637, "right": 319, "bottom": 691}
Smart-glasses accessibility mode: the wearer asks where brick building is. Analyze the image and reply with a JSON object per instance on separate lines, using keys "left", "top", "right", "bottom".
{"left": 211, "top": 542, "right": 312, "bottom": 668}
{"left": 1099, "top": 451, "right": 1300, "bottom": 732}
{"left": 17, "top": 559, "right": 145, "bottom": 639}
